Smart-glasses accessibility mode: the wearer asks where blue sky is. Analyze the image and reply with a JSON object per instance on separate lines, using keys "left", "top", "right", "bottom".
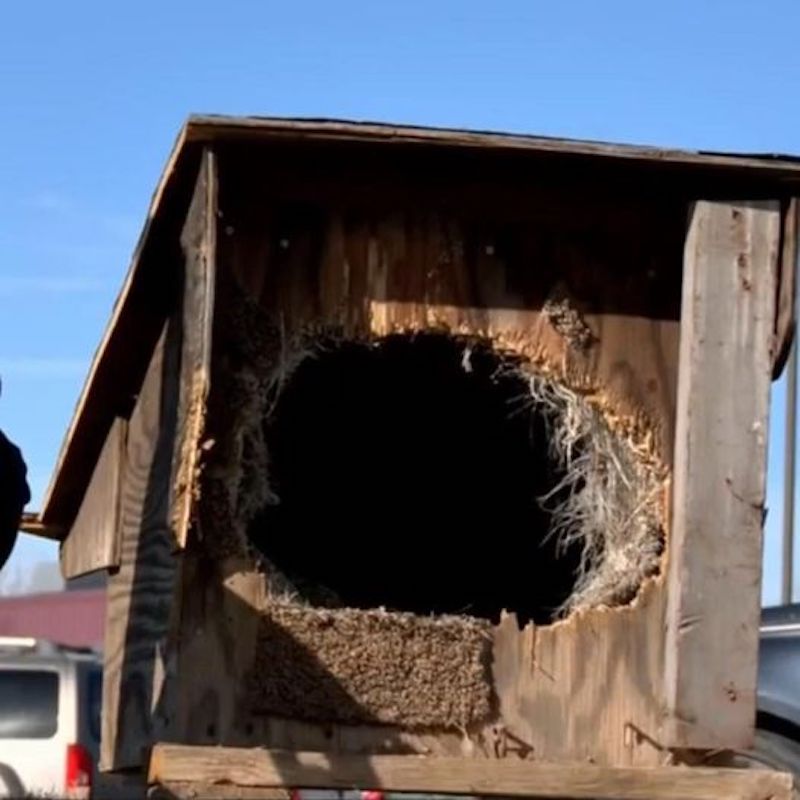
{"left": 0, "top": 0, "right": 798, "bottom": 602}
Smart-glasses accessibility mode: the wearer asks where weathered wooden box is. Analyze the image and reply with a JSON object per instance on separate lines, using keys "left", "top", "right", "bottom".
{"left": 38, "top": 117, "right": 799, "bottom": 782}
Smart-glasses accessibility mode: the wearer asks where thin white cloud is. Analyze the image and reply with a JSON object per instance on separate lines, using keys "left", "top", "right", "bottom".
{"left": 24, "top": 190, "right": 139, "bottom": 243}
{"left": 0, "top": 357, "right": 88, "bottom": 379}
{"left": 25, "top": 190, "right": 72, "bottom": 213}
{"left": 99, "top": 213, "right": 140, "bottom": 241}
{"left": 0, "top": 274, "right": 108, "bottom": 295}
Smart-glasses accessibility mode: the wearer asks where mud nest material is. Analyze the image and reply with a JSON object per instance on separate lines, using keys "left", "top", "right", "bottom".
{"left": 247, "top": 600, "right": 493, "bottom": 728}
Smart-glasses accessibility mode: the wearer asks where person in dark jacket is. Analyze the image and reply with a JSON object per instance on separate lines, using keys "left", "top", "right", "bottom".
{"left": 0, "top": 381, "right": 30, "bottom": 572}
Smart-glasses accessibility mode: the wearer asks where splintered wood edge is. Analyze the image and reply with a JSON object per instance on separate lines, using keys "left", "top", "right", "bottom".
{"left": 148, "top": 745, "right": 794, "bottom": 800}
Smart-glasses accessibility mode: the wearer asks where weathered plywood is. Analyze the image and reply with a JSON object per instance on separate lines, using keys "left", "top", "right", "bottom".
{"left": 158, "top": 555, "right": 268, "bottom": 749}
{"left": 218, "top": 165, "right": 684, "bottom": 464}
{"left": 60, "top": 417, "right": 127, "bottom": 579}
{"left": 492, "top": 578, "right": 668, "bottom": 766}
{"left": 149, "top": 745, "right": 794, "bottom": 800}
{"left": 171, "top": 147, "right": 217, "bottom": 550}
{"left": 102, "top": 318, "right": 181, "bottom": 771}
{"left": 663, "top": 201, "right": 781, "bottom": 749}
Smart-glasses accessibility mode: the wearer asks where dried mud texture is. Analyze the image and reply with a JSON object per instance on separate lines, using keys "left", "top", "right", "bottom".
{"left": 247, "top": 600, "right": 494, "bottom": 729}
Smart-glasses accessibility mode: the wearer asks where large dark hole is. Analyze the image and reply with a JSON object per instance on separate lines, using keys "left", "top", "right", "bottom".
{"left": 247, "top": 333, "right": 582, "bottom": 625}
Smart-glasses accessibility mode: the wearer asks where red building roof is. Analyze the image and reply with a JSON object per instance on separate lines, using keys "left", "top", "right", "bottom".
{"left": 0, "top": 589, "right": 105, "bottom": 649}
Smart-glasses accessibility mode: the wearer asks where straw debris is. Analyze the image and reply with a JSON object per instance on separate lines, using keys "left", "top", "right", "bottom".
{"left": 520, "top": 372, "right": 665, "bottom": 613}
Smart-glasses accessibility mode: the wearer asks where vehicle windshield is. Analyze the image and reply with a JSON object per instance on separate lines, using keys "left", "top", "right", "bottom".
{"left": 0, "top": 669, "right": 59, "bottom": 739}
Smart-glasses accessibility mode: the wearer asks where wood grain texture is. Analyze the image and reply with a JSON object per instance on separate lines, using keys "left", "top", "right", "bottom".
{"left": 161, "top": 555, "right": 268, "bottom": 750}
{"left": 101, "top": 318, "right": 181, "bottom": 771}
{"left": 663, "top": 201, "right": 781, "bottom": 749}
{"left": 218, "top": 160, "right": 684, "bottom": 463}
{"left": 492, "top": 579, "right": 668, "bottom": 766}
{"left": 148, "top": 745, "right": 794, "bottom": 800}
{"left": 60, "top": 417, "right": 127, "bottom": 579}
{"left": 172, "top": 147, "right": 217, "bottom": 550}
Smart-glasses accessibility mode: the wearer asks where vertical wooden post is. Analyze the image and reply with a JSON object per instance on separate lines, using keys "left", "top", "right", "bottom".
{"left": 172, "top": 147, "right": 217, "bottom": 549}
{"left": 663, "top": 200, "right": 781, "bottom": 749}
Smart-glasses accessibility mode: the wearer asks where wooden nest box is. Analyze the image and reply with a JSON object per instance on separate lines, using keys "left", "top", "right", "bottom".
{"left": 38, "top": 117, "right": 800, "bottom": 798}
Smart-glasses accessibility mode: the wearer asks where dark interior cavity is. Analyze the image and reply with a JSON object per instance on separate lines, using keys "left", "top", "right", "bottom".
{"left": 247, "top": 333, "right": 583, "bottom": 625}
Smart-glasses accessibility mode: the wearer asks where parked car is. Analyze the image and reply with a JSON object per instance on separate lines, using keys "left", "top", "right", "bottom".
{"left": 748, "top": 604, "right": 800, "bottom": 775}
{"left": 0, "top": 636, "right": 101, "bottom": 799}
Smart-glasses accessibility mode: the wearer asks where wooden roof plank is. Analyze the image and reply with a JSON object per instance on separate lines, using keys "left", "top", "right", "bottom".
{"left": 184, "top": 114, "right": 800, "bottom": 179}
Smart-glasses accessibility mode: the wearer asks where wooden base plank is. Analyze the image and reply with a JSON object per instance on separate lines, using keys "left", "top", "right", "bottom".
{"left": 149, "top": 745, "right": 794, "bottom": 800}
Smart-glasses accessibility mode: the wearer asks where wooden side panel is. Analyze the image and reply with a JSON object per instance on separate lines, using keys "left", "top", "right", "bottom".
{"left": 172, "top": 148, "right": 217, "bottom": 549}
{"left": 663, "top": 201, "right": 781, "bottom": 749}
{"left": 60, "top": 417, "right": 127, "bottom": 579}
{"left": 171, "top": 161, "right": 686, "bottom": 766}
{"left": 101, "top": 318, "right": 181, "bottom": 771}
{"left": 149, "top": 745, "right": 795, "bottom": 800}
